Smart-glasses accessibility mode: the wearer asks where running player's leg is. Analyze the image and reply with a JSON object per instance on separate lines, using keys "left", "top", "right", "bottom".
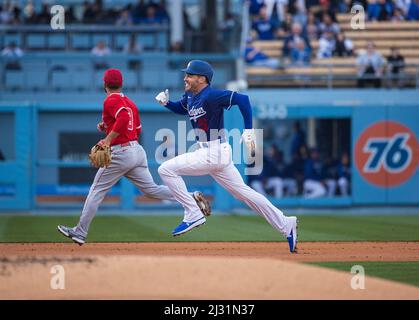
{"left": 158, "top": 148, "right": 210, "bottom": 222}
{"left": 211, "top": 163, "right": 293, "bottom": 237}
{"left": 125, "top": 144, "right": 174, "bottom": 200}
{"left": 76, "top": 163, "right": 125, "bottom": 237}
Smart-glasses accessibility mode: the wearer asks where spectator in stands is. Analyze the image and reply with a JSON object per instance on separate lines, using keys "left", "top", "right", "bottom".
{"left": 337, "top": 152, "right": 350, "bottom": 196}
{"left": 303, "top": 148, "right": 327, "bottom": 198}
{"left": 245, "top": 38, "right": 281, "bottom": 68}
{"left": 395, "top": 0, "right": 411, "bottom": 16}
{"left": 116, "top": 9, "right": 133, "bottom": 26}
{"left": 133, "top": 0, "right": 147, "bottom": 23}
{"left": 37, "top": 3, "right": 51, "bottom": 24}
{"left": 386, "top": 47, "right": 405, "bottom": 88}
{"left": 317, "top": 30, "right": 336, "bottom": 59}
{"left": 368, "top": 0, "right": 394, "bottom": 21}
{"left": 305, "top": 12, "right": 319, "bottom": 41}
{"left": 65, "top": 5, "right": 77, "bottom": 24}
{"left": 318, "top": 13, "right": 340, "bottom": 36}
{"left": 337, "top": 152, "right": 351, "bottom": 196}
{"left": 321, "top": 155, "right": 338, "bottom": 197}
{"left": 91, "top": 41, "right": 111, "bottom": 69}
{"left": 2, "top": 42, "right": 23, "bottom": 70}
{"left": 82, "top": 1, "right": 96, "bottom": 23}
{"left": 140, "top": 5, "right": 163, "bottom": 25}
{"left": 23, "top": 0, "right": 37, "bottom": 24}
{"left": 290, "top": 37, "right": 311, "bottom": 65}
{"left": 356, "top": 41, "right": 385, "bottom": 88}
{"left": 392, "top": 7, "right": 406, "bottom": 21}
{"left": 252, "top": 5, "right": 280, "bottom": 40}
{"left": 249, "top": 0, "right": 266, "bottom": 19}
{"left": 154, "top": 0, "right": 170, "bottom": 23}
{"left": 333, "top": 32, "right": 354, "bottom": 57}
{"left": 292, "top": 1, "right": 308, "bottom": 27}
{"left": 278, "top": 12, "right": 293, "bottom": 38}
{"left": 264, "top": 0, "right": 289, "bottom": 23}
{"left": 407, "top": 0, "right": 419, "bottom": 20}
{"left": 290, "top": 121, "right": 306, "bottom": 157}
{"left": 282, "top": 22, "right": 311, "bottom": 61}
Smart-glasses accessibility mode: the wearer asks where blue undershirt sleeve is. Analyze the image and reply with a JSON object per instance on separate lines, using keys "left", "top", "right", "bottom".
{"left": 230, "top": 92, "right": 253, "bottom": 129}
{"left": 164, "top": 100, "right": 188, "bottom": 115}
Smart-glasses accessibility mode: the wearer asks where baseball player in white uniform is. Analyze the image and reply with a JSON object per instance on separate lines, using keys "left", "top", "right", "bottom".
{"left": 156, "top": 60, "right": 298, "bottom": 253}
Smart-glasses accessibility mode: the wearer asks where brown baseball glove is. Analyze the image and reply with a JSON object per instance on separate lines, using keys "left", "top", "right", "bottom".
{"left": 89, "top": 143, "right": 111, "bottom": 168}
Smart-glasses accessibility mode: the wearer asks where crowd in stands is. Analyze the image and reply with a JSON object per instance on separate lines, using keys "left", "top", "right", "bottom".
{"left": 249, "top": 121, "right": 351, "bottom": 199}
{"left": 246, "top": 0, "right": 411, "bottom": 87}
{"left": 0, "top": 0, "right": 170, "bottom": 25}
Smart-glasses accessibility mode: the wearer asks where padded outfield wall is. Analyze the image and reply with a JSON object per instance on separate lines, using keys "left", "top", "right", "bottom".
{"left": 0, "top": 89, "right": 418, "bottom": 211}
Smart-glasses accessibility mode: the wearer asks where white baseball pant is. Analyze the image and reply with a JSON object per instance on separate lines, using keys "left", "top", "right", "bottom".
{"left": 158, "top": 140, "right": 293, "bottom": 237}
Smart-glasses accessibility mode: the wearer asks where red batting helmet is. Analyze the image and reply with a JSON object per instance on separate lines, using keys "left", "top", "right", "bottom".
{"left": 103, "top": 68, "right": 123, "bottom": 87}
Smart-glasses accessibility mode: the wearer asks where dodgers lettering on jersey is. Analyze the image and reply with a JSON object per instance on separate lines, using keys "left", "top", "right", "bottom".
{"left": 102, "top": 92, "right": 142, "bottom": 146}
{"left": 180, "top": 86, "right": 235, "bottom": 142}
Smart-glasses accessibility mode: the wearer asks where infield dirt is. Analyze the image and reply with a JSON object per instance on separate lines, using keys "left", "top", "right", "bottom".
{"left": 1, "top": 242, "right": 418, "bottom": 299}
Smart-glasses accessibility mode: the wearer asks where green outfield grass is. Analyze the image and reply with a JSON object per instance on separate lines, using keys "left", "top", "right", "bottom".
{"left": 0, "top": 214, "right": 418, "bottom": 242}
{"left": 308, "top": 262, "right": 419, "bottom": 287}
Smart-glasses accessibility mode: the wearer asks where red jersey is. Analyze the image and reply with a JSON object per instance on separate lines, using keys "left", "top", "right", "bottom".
{"left": 102, "top": 92, "right": 142, "bottom": 146}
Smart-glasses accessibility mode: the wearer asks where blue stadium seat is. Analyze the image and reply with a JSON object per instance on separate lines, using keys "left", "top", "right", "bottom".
{"left": 140, "top": 69, "right": 161, "bottom": 90}
{"left": 26, "top": 34, "right": 47, "bottom": 50}
{"left": 3, "top": 34, "right": 22, "bottom": 47}
{"left": 48, "top": 34, "right": 67, "bottom": 50}
{"left": 137, "top": 34, "right": 155, "bottom": 50}
{"left": 71, "top": 34, "right": 91, "bottom": 50}
{"left": 5, "top": 70, "right": 24, "bottom": 90}
{"left": 162, "top": 70, "right": 180, "bottom": 89}
{"left": 51, "top": 69, "right": 72, "bottom": 91}
{"left": 212, "top": 68, "right": 229, "bottom": 89}
{"left": 157, "top": 32, "right": 168, "bottom": 51}
{"left": 26, "top": 69, "right": 48, "bottom": 90}
{"left": 122, "top": 69, "right": 139, "bottom": 91}
{"left": 71, "top": 68, "right": 92, "bottom": 91}
{"left": 115, "top": 34, "right": 130, "bottom": 51}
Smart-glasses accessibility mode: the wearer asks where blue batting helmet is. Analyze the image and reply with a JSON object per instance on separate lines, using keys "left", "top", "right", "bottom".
{"left": 181, "top": 60, "right": 214, "bottom": 83}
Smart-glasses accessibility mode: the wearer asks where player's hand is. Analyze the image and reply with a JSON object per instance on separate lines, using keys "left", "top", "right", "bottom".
{"left": 240, "top": 129, "right": 256, "bottom": 156}
{"left": 97, "top": 122, "right": 107, "bottom": 132}
{"left": 155, "top": 89, "right": 169, "bottom": 105}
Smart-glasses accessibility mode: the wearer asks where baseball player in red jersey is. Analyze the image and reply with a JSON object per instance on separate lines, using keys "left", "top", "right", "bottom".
{"left": 57, "top": 68, "right": 210, "bottom": 245}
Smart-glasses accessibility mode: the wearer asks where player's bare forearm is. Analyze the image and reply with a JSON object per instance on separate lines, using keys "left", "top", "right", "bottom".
{"left": 102, "top": 131, "right": 119, "bottom": 145}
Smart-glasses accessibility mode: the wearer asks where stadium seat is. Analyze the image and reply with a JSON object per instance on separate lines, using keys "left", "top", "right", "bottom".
{"left": 137, "top": 34, "right": 155, "bottom": 50}
{"left": 3, "top": 34, "right": 22, "bottom": 47}
{"left": 26, "top": 34, "right": 47, "bottom": 50}
{"left": 121, "top": 69, "right": 139, "bottom": 91}
{"left": 115, "top": 34, "right": 130, "bottom": 51}
{"left": 162, "top": 70, "right": 180, "bottom": 89}
{"left": 140, "top": 69, "right": 161, "bottom": 90}
{"left": 71, "top": 68, "right": 93, "bottom": 91}
{"left": 71, "top": 34, "right": 91, "bottom": 50}
{"left": 51, "top": 69, "right": 72, "bottom": 91}
{"left": 157, "top": 33, "right": 168, "bottom": 51}
{"left": 5, "top": 71, "right": 24, "bottom": 91}
{"left": 26, "top": 69, "right": 48, "bottom": 91}
{"left": 48, "top": 34, "right": 67, "bottom": 50}
{"left": 212, "top": 68, "right": 228, "bottom": 89}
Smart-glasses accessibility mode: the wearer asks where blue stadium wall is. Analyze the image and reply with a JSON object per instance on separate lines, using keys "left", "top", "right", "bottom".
{"left": 0, "top": 89, "right": 418, "bottom": 211}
